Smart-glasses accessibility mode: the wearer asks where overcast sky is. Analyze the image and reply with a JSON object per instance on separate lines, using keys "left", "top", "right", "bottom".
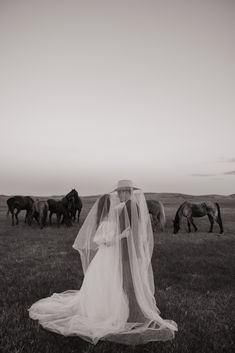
{"left": 1, "top": 0, "right": 235, "bottom": 196}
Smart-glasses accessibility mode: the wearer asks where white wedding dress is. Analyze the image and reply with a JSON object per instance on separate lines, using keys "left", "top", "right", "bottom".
{"left": 29, "top": 220, "right": 130, "bottom": 343}
{"left": 29, "top": 191, "right": 177, "bottom": 345}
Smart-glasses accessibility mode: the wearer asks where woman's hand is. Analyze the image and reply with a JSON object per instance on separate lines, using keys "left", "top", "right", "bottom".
{"left": 104, "top": 240, "right": 113, "bottom": 247}
{"left": 120, "top": 227, "right": 131, "bottom": 239}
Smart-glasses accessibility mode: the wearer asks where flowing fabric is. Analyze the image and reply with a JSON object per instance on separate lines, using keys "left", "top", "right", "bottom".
{"left": 29, "top": 190, "right": 177, "bottom": 345}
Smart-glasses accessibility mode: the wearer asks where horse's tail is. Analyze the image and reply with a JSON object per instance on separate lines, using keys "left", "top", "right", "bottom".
{"left": 215, "top": 202, "right": 221, "bottom": 219}
{"left": 158, "top": 201, "right": 166, "bottom": 231}
{"left": 6, "top": 199, "right": 11, "bottom": 217}
{"left": 215, "top": 202, "right": 224, "bottom": 233}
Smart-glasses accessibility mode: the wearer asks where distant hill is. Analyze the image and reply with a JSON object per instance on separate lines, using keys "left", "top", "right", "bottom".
{"left": 0, "top": 192, "right": 233, "bottom": 199}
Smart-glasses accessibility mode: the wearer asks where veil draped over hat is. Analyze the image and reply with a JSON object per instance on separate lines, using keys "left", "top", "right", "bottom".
{"left": 29, "top": 188, "right": 177, "bottom": 345}
{"left": 73, "top": 188, "right": 177, "bottom": 344}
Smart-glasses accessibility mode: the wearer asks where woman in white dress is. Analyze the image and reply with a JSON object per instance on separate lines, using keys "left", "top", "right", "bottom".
{"left": 29, "top": 180, "right": 177, "bottom": 345}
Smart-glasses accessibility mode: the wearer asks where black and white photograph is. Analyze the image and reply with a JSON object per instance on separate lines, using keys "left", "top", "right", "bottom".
{"left": 0, "top": 1, "right": 234, "bottom": 352}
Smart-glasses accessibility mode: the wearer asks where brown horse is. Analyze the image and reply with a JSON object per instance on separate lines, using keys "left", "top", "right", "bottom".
{"left": 173, "top": 201, "right": 224, "bottom": 234}
{"left": 147, "top": 200, "right": 166, "bottom": 232}
{"left": 65, "top": 189, "right": 83, "bottom": 222}
{"left": 7, "top": 196, "right": 34, "bottom": 225}
{"left": 47, "top": 198, "right": 73, "bottom": 227}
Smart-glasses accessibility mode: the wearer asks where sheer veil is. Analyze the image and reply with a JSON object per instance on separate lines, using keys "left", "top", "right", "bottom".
{"left": 72, "top": 187, "right": 178, "bottom": 344}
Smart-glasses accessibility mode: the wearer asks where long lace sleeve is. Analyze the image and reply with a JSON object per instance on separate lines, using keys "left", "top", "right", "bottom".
{"left": 93, "top": 220, "right": 116, "bottom": 246}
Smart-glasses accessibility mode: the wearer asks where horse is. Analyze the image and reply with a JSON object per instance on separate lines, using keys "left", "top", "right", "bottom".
{"left": 146, "top": 200, "right": 166, "bottom": 232}
{"left": 47, "top": 197, "right": 73, "bottom": 227}
{"left": 7, "top": 196, "right": 34, "bottom": 225}
{"left": 173, "top": 201, "right": 224, "bottom": 234}
{"left": 61, "top": 194, "right": 76, "bottom": 221}
{"left": 29, "top": 200, "right": 48, "bottom": 229}
{"left": 65, "top": 189, "right": 83, "bottom": 222}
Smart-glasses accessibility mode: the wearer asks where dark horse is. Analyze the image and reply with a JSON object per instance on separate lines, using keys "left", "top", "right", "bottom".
{"left": 7, "top": 196, "right": 34, "bottom": 225}
{"left": 146, "top": 200, "right": 166, "bottom": 232}
{"left": 47, "top": 194, "right": 74, "bottom": 227}
{"left": 65, "top": 189, "right": 82, "bottom": 222}
{"left": 173, "top": 201, "right": 224, "bottom": 234}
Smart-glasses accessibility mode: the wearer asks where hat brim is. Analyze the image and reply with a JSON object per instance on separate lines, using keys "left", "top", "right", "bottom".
{"left": 113, "top": 186, "right": 140, "bottom": 192}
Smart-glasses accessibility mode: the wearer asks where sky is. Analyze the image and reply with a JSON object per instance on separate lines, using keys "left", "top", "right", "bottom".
{"left": 0, "top": 0, "right": 235, "bottom": 196}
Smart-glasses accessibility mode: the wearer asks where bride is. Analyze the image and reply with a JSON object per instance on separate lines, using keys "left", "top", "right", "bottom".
{"left": 29, "top": 180, "right": 178, "bottom": 345}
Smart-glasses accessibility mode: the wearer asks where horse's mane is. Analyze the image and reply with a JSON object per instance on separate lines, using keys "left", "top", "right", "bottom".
{"left": 174, "top": 202, "right": 187, "bottom": 223}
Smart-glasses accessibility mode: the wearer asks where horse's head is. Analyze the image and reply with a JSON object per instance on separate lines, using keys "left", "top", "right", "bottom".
{"left": 66, "top": 189, "right": 78, "bottom": 199}
{"left": 68, "top": 196, "right": 75, "bottom": 211}
{"left": 72, "top": 188, "right": 78, "bottom": 197}
{"left": 173, "top": 219, "right": 180, "bottom": 234}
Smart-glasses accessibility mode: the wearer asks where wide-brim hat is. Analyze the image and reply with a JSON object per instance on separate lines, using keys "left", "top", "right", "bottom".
{"left": 114, "top": 179, "right": 139, "bottom": 191}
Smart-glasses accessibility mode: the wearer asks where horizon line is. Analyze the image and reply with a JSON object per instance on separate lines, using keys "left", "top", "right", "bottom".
{"left": 0, "top": 191, "right": 234, "bottom": 198}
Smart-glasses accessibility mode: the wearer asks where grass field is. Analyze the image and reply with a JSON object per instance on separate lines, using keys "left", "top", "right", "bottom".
{"left": 0, "top": 193, "right": 234, "bottom": 353}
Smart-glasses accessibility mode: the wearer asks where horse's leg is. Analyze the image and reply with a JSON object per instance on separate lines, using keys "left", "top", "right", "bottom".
{"left": 214, "top": 212, "right": 224, "bottom": 234}
{"left": 25, "top": 211, "right": 31, "bottom": 224}
{"left": 49, "top": 211, "right": 53, "bottom": 225}
{"left": 44, "top": 213, "right": 47, "bottom": 227}
{"left": 78, "top": 208, "right": 82, "bottom": 222}
{"left": 38, "top": 213, "right": 42, "bottom": 228}
{"left": 157, "top": 213, "right": 162, "bottom": 231}
{"left": 149, "top": 214, "right": 155, "bottom": 232}
{"left": 190, "top": 217, "right": 198, "bottom": 232}
{"left": 57, "top": 213, "right": 61, "bottom": 228}
{"left": 71, "top": 208, "right": 76, "bottom": 222}
{"left": 207, "top": 214, "right": 214, "bottom": 232}
{"left": 15, "top": 209, "right": 20, "bottom": 225}
{"left": 43, "top": 209, "right": 48, "bottom": 228}
{"left": 11, "top": 208, "right": 15, "bottom": 226}
{"left": 34, "top": 213, "right": 39, "bottom": 225}
{"left": 153, "top": 215, "right": 158, "bottom": 232}
{"left": 40, "top": 213, "right": 44, "bottom": 229}
{"left": 41, "top": 214, "right": 45, "bottom": 228}
{"left": 216, "top": 216, "right": 224, "bottom": 234}
{"left": 27, "top": 211, "right": 33, "bottom": 225}
{"left": 187, "top": 218, "right": 191, "bottom": 232}
{"left": 77, "top": 209, "right": 80, "bottom": 223}
{"left": 215, "top": 203, "right": 224, "bottom": 234}
{"left": 28, "top": 214, "right": 31, "bottom": 224}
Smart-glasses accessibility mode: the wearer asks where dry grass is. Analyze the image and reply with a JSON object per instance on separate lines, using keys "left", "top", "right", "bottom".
{"left": 0, "top": 193, "right": 234, "bottom": 353}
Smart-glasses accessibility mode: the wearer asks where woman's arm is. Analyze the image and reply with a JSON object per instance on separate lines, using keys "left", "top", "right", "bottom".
{"left": 104, "top": 227, "right": 131, "bottom": 246}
